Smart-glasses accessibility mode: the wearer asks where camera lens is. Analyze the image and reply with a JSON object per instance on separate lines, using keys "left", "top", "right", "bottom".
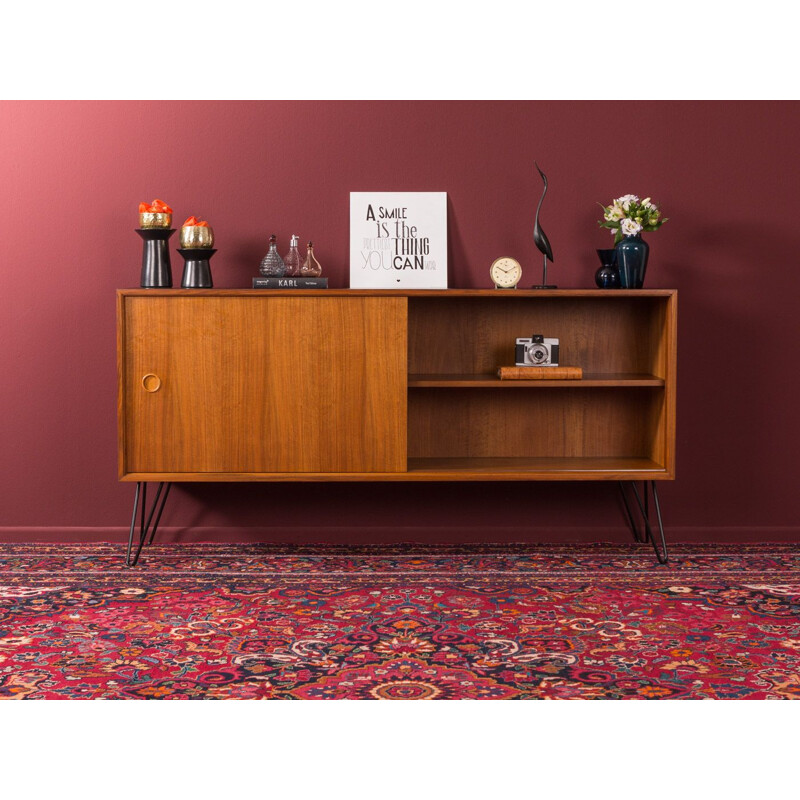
{"left": 531, "top": 347, "right": 547, "bottom": 363}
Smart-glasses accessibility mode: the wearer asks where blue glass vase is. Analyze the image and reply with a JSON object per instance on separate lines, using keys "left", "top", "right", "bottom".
{"left": 615, "top": 233, "right": 649, "bottom": 289}
{"left": 595, "top": 248, "right": 620, "bottom": 289}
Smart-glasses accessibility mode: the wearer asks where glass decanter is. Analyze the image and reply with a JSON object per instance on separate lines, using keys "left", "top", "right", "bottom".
{"left": 259, "top": 234, "right": 286, "bottom": 277}
{"left": 284, "top": 234, "right": 302, "bottom": 277}
{"left": 300, "top": 241, "right": 322, "bottom": 277}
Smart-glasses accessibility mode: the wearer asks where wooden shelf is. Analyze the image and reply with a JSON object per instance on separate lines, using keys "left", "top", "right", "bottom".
{"left": 122, "top": 457, "right": 668, "bottom": 483}
{"left": 407, "top": 457, "right": 668, "bottom": 481}
{"left": 120, "top": 288, "right": 677, "bottom": 298}
{"left": 407, "top": 373, "right": 665, "bottom": 388}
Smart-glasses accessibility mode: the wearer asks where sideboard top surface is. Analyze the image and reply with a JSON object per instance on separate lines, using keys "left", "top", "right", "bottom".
{"left": 118, "top": 288, "right": 677, "bottom": 298}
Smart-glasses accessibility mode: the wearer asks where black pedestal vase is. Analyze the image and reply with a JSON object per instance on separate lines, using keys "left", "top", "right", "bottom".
{"left": 136, "top": 228, "right": 175, "bottom": 288}
{"left": 178, "top": 248, "right": 216, "bottom": 288}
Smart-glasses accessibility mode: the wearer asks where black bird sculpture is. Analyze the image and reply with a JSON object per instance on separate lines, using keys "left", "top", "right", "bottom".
{"left": 533, "top": 161, "right": 556, "bottom": 288}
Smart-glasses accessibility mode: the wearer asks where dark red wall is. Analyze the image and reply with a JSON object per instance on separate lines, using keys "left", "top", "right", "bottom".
{"left": 2, "top": 101, "right": 799, "bottom": 542}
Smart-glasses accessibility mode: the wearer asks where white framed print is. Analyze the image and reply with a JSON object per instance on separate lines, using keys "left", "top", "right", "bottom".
{"left": 350, "top": 192, "right": 448, "bottom": 289}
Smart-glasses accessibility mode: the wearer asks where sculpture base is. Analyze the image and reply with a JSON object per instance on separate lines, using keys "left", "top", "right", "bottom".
{"left": 531, "top": 284, "right": 557, "bottom": 289}
{"left": 136, "top": 228, "right": 175, "bottom": 288}
{"left": 178, "top": 248, "right": 216, "bottom": 289}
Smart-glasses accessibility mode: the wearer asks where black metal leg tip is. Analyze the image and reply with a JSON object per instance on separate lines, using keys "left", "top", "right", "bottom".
{"left": 618, "top": 480, "right": 669, "bottom": 565}
{"left": 124, "top": 481, "right": 172, "bottom": 565}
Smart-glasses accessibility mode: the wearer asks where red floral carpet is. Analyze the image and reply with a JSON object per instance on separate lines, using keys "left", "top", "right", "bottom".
{"left": 1, "top": 543, "right": 799, "bottom": 699}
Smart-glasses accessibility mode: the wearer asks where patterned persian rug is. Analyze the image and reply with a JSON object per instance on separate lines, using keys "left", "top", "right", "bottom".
{"left": 1, "top": 543, "right": 798, "bottom": 699}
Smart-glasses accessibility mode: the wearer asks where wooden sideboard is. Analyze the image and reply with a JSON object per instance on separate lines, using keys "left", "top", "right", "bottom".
{"left": 117, "top": 289, "right": 677, "bottom": 562}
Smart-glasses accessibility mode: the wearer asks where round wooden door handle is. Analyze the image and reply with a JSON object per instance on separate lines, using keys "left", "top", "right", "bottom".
{"left": 142, "top": 373, "right": 162, "bottom": 393}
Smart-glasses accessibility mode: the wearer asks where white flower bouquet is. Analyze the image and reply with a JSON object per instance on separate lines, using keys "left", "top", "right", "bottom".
{"left": 598, "top": 194, "right": 668, "bottom": 244}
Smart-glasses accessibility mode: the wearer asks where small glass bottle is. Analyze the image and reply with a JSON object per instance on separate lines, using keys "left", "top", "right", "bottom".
{"left": 284, "top": 234, "right": 302, "bottom": 277}
{"left": 259, "top": 234, "right": 286, "bottom": 277}
{"left": 301, "top": 241, "right": 322, "bottom": 277}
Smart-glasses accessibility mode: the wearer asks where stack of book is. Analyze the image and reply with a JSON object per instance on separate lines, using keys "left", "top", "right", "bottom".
{"left": 497, "top": 366, "right": 583, "bottom": 380}
{"left": 252, "top": 277, "right": 328, "bottom": 289}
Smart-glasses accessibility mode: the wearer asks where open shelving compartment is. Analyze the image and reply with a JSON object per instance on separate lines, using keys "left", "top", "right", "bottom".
{"left": 405, "top": 290, "right": 677, "bottom": 480}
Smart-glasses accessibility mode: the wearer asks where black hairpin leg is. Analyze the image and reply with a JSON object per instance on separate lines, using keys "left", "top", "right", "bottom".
{"left": 618, "top": 481, "right": 668, "bottom": 564}
{"left": 148, "top": 483, "right": 171, "bottom": 545}
{"left": 125, "top": 481, "right": 172, "bottom": 567}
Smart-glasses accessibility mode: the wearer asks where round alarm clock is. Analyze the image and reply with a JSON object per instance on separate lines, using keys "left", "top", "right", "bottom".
{"left": 490, "top": 257, "right": 523, "bottom": 289}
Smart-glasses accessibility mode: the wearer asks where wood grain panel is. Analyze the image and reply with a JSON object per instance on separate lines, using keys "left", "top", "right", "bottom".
{"left": 407, "top": 457, "right": 668, "bottom": 480}
{"left": 408, "top": 296, "right": 665, "bottom": 375}
{"left": 123, "top": 297, "right": 227, "bottom": 473}
{"left": 407, "top": 373, "right": 664, "bottom": 387}
{"left": 121, "top": 296, "right": 406, "bottom": 474}
{"left": 638, "top": 293, "right": 677, "bottom": 473}
{"left": 408, "top": 387, "right": 661, "bottom": 460}
{"left": 120, "top": 289, "right": 676, "bottom": 298}
{"left": 122, "top": 458, "right": 670, "bottom": 482}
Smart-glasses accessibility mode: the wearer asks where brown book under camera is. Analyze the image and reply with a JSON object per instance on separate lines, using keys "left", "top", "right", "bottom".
{"left": 498, "top": 366, "right": 583, "bottom": 380}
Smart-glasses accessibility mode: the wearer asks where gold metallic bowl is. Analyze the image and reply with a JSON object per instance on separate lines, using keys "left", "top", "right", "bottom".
{"left": 139, "top": 212, "right": 172, "bottom": 229}
{"left": 180, "top": 224, "right": 215, "bottom": 248}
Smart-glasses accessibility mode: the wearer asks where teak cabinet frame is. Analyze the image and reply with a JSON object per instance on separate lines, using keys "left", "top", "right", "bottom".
{"left": 117, "top": 289, "right": 677, "bottom": 563}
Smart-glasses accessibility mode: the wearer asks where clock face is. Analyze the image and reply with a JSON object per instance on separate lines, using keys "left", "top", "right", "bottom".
{"left": 490, "top": 257, "right": 522, "bottom": 288}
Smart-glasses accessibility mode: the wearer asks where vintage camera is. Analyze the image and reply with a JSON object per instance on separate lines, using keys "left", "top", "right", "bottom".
{"left": 515, "top": 334, "right": 559, "bottom": 366}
